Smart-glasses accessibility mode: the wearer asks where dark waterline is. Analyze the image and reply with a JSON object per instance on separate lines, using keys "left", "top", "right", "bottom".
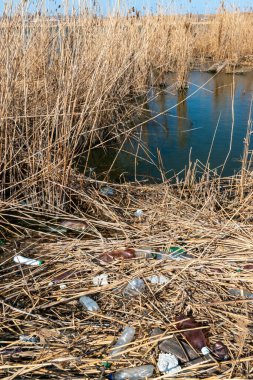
{"left": 80, "top": 71, "right": 253, "bottom": 182}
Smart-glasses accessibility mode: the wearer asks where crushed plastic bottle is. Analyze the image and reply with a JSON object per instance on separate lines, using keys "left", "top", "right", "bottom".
{"left": 79, "top": 296, "right": 100, "bottom": 311}
{"left": 123, "top": 278, "right": 145, "bottom": 297}
{"left": 14, "top": 255, "right": 43, "bottom": 266}
{"left": 108, "top": 365, "right": 154, "bottom": 380}
{"left": 19, "top": 335, "right": 39, "bottom": 343}
{"left": 110, "top": 326, "right": 136, "bottom": 358}
{"left": 147, "top": 275, "right": 169, "bottom": 285}
{"left": 150, "top": 328, "right": 198, "bottom": 362}
{"left": 212, "top": 341, "right": 229, "bottom": 361}
{"left": 100, "top": 186, "right": 115, "bottom": 196}
{"left": 157, "top": 352, "right": 181, "bottom": 374}
{"left": 92, "top": 273, "right": 109, "bottom": 286}
{"left": 176, "top": 314, "right": 210, "bottom": 355}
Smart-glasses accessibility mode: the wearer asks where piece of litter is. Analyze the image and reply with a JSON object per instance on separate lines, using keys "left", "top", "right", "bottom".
{"left": 14, "top": 255, "right": 43, "bottom": 266}
{"left": 147, "top": 275, "right": 169, "bottom": 285}
{"left": 19, "top": 335, "right": 39, "bottom": 343}
{"left": 134, "top": 209, "right": 144, "bottom": 217}
{"left": 92, "top": 273, "right": 109, "bottom": 286}
{"left": 100, "top": 186, "right": 115, "bottom": 196}
{"left": 59, "top": 284, "right": 67, "bottom": 289}
{"left": 79, "top": 296, "right": 100, "bottom": 311}
{"left": 157, "top": 352, "right": 179, "bottom": 373}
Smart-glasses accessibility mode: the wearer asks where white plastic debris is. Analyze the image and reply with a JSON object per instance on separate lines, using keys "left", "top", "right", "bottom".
{"left": 59, "top": 284, "right": 67, "bottom": 289}
{"left": 134, "top": 209, "right": 144, "bottom": 217}
{"left": 79, "top": 296, "right": 100, "bottom": 311}
{"left": 19, "top": 335, "right": 39, "bottom": 343}
{"left": 123, "top": 278, "right": 145, "bottom": 297}
{"left": 92, "top": 273, "right": 109, "bottom": 286}
{"left": 157, "top": 352, "right": 181, "bottom": 374}
{"left": 14, "top": 255, "right": 43, "bottom": 266}
{"left": 147, "top": 275, "right": 169, "bottom": 285}
{"left": 100, "top": 186, "right": 115, "bottom": 196}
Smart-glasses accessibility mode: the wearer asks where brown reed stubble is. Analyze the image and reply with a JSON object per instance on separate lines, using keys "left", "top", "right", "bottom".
{"left": 0, "top": 5, "right": 252, "bottom": 211}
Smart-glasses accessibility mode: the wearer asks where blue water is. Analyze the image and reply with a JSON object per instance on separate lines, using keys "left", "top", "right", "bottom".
{"left": 83, "top": 71, "right": 253, "bottom": 181}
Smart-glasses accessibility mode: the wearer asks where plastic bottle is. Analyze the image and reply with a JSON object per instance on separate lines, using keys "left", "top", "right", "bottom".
{"left": 123, "top": 278, "right": 145, "bottom": 296}
{"left": 156, "top": 247, "right": 193, "bottom": 260}
{"left": 212, "top": 341, "right": 229, "bottom": 360}
{"left": 14, "top": 255, "right": 43, "bottom": 266}
{"left": 175, "top": 315, "right": 210, "bottom": 355}
{"left": 79, "top": 296, "right": 100, "bottom": 311}
{"left": 150, "top": 328, "right": 198, "bottom": 362}
{"left": 99, "top": 248, "right": 136, "bottom": 263}
{"left": 110, "top": 326, "right": 136, "bottom": 358}
{"left": 108, "top": 365, "right": 154, "bottom": 380}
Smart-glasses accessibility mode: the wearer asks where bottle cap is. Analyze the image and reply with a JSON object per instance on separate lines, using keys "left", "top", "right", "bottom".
{"left": 201, "top": 346, "right": 210, "bottom": 355}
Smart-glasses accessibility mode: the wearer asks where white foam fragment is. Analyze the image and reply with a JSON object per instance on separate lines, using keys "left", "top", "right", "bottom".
{"left": 92, "top": 273, "right": 108, "bottom": 286}
{"left": 59, "top": 284, "right": 67, "bottom": 289}
{"left": 157, "top": 352, "right": 179, "bottom": 373}
{"left": 147, "top": 275, "right": 169, "bottom": 285}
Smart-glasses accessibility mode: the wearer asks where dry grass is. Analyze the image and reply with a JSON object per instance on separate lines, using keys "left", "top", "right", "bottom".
{"left": 0, "top": 172, "right": 253, "bottom": 379}
{"left": 0, "top": 3, "right": 252, "bottom": 211}
{"left": 0, "top": 2, "right": 253, "bottom": 378}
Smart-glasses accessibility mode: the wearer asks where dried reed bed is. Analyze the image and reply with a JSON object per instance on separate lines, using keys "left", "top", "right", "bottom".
{"left": 1, "top": 168, "right": 253, "bottom": 379}
{"left": 0, "top": 4, "right": 253, "bottom": 211}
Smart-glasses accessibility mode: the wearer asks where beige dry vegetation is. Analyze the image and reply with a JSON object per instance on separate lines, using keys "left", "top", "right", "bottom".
{"left": 0, "top": 2, "right": 253, "bottom": 379}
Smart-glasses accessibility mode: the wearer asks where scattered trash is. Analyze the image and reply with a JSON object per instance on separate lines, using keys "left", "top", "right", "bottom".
{"left": 147, "top": 275, "right": 169, "bottom": 285}
{"left": 123, "top": 278, "right": 145, "bottom": 297}
{"left": 228, "top": 288, "right": 253, "bottom": 299}
{"left": 59, "top": 283, "right": 67, "bottom": 289}
{"left": 59, "top": 220, "right": 87, "bottom": 231}
{"left": 19, "top": 335, "right": 39, "bottom": 343}
{"left": 108, "top": 365, "right": 154, "bottom": 380}
{"left": 100, "top": 186, "right": 115, "bottom": 196}
{"left": 157, "top": 352, "right": 177, "bottom": 372}
{"left": 79, "top": 296, "right": 100, "bottom": 311}
{"left": 110, "top": 326, "right": 136, "bottom": 358}
{"left": 14, "top": 255, "right": 43, "bottom": 266}
{"left": 156, "top": 332, "right": 199, "bottom": 362}
{"left": 212, "top": 341, "right": 229, "bottom": 361}
{"left": 134, "top": 209, "right": 144, "bottom": 217}
{"left": 92, "top": 273, "right": 109, "bottom": 286}
{"left": 176, "top": 314, "right": 210, "bottom": 355}
{"left": 157, "top": 352, "right": 181, "bottom": 374}
{"left": 99, "top": 248, "right": 136, "bottom": 263}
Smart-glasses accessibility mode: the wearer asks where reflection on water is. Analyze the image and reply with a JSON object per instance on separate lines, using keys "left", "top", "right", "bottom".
{"left": 80, "top": 71, "right": 253, "bottom": 181}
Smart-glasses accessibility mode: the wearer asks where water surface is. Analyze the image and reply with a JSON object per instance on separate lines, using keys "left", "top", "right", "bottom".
{"left": 81, "top": 71, "right": 253, "bottom": 181}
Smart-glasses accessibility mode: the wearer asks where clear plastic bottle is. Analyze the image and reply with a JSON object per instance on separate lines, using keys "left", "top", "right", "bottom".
{"left": 79, "top": 296, "right": 100, "bottom": 311}
{"left": 176, "top": 314, "right": 210, "bottom": 355}
{"left": 108, "top": 365, "right": 154, "bottom": 380}
{"left": 123, "top": 278, "right": 145, "bottom": 296}
{"left": 14, "top": 255, "right": 43, "bottom": 266}
{"left": 110, "top": 326, "right": 136, "bottom": 358}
